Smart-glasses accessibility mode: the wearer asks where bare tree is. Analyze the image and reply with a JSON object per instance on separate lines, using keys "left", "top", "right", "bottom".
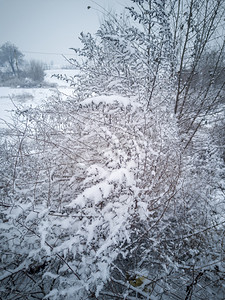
{"left": 0, "top": 42, "right": 24, "bottom": 77}
{"left": 172, "top": 0, "right": 225, "bottom": 147}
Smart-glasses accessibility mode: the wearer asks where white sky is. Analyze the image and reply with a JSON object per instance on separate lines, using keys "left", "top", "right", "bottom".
{"left": 0, "top": 0, "right": 130, "bottom": 67}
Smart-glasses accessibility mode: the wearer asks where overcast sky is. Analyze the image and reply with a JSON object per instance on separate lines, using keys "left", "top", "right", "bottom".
{"left": 0, "top": 0, "right": 130, "bottom": 67}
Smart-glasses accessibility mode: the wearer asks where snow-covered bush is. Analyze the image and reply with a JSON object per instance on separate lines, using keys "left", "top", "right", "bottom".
{"left": 1, "top": 0, "right": 224, "bottom": 299}
{"left": 0, "top": 90, "right": 182, "bottom": 298}
{"left": 1, "top": 89, "right": 224, "bottom": 299}
{"left": 25, "top": 60, "right": 45, "bottom": 84}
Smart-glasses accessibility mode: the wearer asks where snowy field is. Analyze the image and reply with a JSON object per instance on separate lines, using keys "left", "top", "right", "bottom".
{"left": 0, "top": 69, "right": 77, "bottom": 128}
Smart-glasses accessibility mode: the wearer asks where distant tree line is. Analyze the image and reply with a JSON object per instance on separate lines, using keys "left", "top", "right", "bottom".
{"left": 0, "top": 42, "right": 45, "bottom": 87}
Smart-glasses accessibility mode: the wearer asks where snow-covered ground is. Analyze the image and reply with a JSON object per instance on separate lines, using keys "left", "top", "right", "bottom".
{"left": 0, "top": 69, "right": 77, "bottom": 128}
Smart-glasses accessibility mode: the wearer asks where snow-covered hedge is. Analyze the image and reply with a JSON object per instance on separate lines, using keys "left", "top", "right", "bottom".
{"left": 0, "top": 93, "right": 181, "bottom": 297}
{"left": 1, "top": 0, "right": 225, "bottom": 297}
{"left": 1, "top": 90, "right": 224, "bottom": 299}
